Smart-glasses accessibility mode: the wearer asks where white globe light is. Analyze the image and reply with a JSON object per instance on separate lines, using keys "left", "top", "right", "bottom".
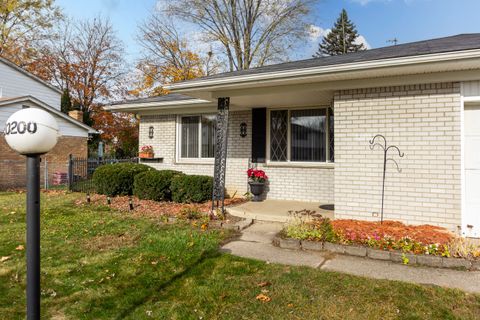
{"left": 4, "top": 108, "right": 60, "bottom": 155}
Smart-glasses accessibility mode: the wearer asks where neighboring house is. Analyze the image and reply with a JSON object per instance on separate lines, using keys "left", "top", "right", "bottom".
{"left": 0, "top": 57, "right": 97, "bottom": 188}
{"left": 107, "top": 34, "right": 480, "bottom": 237}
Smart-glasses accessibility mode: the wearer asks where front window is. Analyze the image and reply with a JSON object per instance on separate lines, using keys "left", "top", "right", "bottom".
{"left": 269, "top": 108, "right": 334, "bottom": 163}
{"left": 179, "top": 115, "right": 216, "bottom": 159}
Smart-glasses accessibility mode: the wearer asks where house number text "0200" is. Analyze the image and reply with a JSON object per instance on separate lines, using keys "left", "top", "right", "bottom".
{"left": 4, "top": 121, "right": 38, "bottom": 135}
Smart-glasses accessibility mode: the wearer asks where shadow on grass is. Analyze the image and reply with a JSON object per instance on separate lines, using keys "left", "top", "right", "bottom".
{"left": 114, "top": 249, "right": 222, "bottom": 319}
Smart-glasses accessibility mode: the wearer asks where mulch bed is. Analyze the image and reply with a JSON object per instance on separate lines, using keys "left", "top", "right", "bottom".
{"left": 74, "top": 194, "right": 247, "bottom": 219}
{"left": 331, "top": 219, "right": 454, "bottom": 245}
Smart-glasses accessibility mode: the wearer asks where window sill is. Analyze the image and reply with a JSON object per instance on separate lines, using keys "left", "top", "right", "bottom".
{"left": 264, "top": 161, "right": 334, "bottom": 169}
{"left": 175, "top": 159, "right": 214, "bottom": 165}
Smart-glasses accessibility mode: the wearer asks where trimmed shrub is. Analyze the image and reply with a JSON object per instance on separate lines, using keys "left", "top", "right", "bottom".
{"left": 133, "top": 169, "right": 183, "bottom": 201}
{"left": 171, "top": 174, "right": 213, "bottom": 203}
{"left": 93, "top": 163, "right": 151, "bottom": 196}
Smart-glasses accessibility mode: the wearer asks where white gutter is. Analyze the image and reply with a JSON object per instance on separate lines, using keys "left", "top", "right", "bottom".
{"left": 104, "top": 98, "right": 213, "bottom": 111}
{"left": 165, "top": 49, "right": 480, "bottom": 91}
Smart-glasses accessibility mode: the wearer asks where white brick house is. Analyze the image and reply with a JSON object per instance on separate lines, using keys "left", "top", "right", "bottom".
{"left": 107, "top": 34, "right": 480, "bottom": 236}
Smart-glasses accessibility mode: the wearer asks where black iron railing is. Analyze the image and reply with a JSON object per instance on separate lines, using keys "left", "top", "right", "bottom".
{"left": 68, "top": 155, "right": 138, "bottom": 193}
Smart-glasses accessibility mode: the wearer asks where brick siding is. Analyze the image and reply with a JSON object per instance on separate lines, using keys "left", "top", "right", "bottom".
{"left": 0, "top": 135, "right": 87, "bottom": 189}
{"left": 333, "top": 82, "right": 462, "bottom": 230}
{"left": 139, "top": 111, "right": 335, "bottom": 202}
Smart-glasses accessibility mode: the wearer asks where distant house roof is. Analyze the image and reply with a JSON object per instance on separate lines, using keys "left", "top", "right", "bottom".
{"left": 176, "top": 33, "right": 480, "bottom": 83}
{"left": 0, "top": 57, "right": 62, "bottom": 94}
{"left": 0, "top": 96, "right": 97, "bottom": 134}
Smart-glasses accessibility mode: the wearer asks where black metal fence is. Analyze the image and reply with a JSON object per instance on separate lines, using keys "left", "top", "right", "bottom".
{"left": 68, "top": 156, "right": 138, "bottom": 193}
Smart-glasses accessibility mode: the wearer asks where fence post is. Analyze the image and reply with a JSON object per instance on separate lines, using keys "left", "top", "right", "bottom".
{"left": 44, "top": 159, "right": 48, "bottom": 190}
{"left": 67, "top": 154, "right": 73, "bottom": 191}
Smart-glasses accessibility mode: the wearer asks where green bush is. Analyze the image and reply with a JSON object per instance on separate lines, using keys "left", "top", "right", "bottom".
{"left": 93, "top": 163, "right": 151, "bottom": 196}
{"left": 133, "top": 170, "right": 183, "bottom": 201}
{"left": 171, "top": 174, "right": 213, "bottom": 203}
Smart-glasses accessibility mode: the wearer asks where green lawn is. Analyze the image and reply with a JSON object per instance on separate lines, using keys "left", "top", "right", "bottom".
{"left": 1, "top": 192, "right": 479, "bottom": 319}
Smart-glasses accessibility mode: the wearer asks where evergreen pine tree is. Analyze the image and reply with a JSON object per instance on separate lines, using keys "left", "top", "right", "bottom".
{"left": 314, "top": 9, "right": 366, "bottom": 57}
{"left": 60, "top": 89, "right": 72, "bottom": 114}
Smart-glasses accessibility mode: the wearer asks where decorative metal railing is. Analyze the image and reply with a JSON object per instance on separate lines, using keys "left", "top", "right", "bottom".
{"left": 211, "top": 97, "right": 230, "bottom": 214}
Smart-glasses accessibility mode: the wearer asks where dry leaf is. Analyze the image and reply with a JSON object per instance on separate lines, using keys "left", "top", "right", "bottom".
{"left": 151, "top": 261, "right": 158, "bottom": 265}
{"left": 256, "top": 293, "right": 271, "bottom": 302}
{"left": 257, "top": 281, "right": 271, "bottom": 287}
{"left": 287, "top": 303, "right": 294, "bottom": 308}
{"left": 15, "top": 245, "right": 24, "bottom": 251}
{"left": 0, "top": 256, "right": 11, "bottom": 263}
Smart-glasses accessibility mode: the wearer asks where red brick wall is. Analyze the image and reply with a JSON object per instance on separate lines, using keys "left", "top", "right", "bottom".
{"left": 0, "top": 135, "right": 88, "bottom": 189}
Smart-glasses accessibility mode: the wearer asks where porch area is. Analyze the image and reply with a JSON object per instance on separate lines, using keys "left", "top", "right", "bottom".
{"left": 226, "top": 200, "right": 335, "bottom": 223}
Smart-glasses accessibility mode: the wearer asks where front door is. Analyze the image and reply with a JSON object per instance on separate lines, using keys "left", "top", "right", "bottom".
{"left": 464, "top": 105, "right": 480, "bottom": 237}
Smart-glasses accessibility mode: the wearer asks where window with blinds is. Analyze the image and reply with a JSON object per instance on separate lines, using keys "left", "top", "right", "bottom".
{"left": 269, "top": 108, "right": 334, "bottom": 163}
{"left": 179, "top": 115, "right": 216, "bottom": 159}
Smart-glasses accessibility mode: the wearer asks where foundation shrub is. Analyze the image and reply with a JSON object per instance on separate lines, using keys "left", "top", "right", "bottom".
{"left": 93, "top": 163, "right": 150, "bottom": 196}
{"left": 171, "top": 175, "right": 213, "bottom": 203}
{"left": 133, "top": 170, "right": 184, "bottom": 201}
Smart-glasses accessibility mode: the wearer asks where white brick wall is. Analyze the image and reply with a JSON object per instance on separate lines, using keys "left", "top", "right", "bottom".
{"left": 139, "top": 110, "right": 334, "bottom": 202}
{"left": 334, "top": 82, "right": 462, "bottom": 230}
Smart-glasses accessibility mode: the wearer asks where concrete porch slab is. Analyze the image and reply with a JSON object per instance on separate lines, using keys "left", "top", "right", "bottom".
{"left": 226, "top": 200, "right": 334, "bottom": 223}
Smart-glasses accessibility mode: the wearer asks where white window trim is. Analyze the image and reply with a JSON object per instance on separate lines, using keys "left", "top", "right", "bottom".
{"left": 175, "top": 114, "right": 215, "bottom": 164}
{"left": 266, "top": 106, "right": 334, "bottom": 167}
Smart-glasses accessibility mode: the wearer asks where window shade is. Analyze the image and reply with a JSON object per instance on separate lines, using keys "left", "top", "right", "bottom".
{"left": 290, "top": 109, "right": 326, "bottom": 162}
{"left": 181, "top": 116, "right": 199, "bottom": 158}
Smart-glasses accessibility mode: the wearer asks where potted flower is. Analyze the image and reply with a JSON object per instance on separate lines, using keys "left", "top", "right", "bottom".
{"left": 139, "top": 145, "right": 154, "bottom": 159}
{"left": 247, "top": 168, "right": 268, "bottom": 202}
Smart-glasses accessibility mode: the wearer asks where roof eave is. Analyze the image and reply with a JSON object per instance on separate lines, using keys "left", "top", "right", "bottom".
{"left": 105, "top": 98, "right": 214, "bottom": 112}
{"left": 165, "top": 49, "right": 480, "bottom": 92}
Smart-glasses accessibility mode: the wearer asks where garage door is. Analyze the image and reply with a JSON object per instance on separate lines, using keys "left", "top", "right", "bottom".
{"left": 465, "top": 105, "right": 480, "bottom": 237}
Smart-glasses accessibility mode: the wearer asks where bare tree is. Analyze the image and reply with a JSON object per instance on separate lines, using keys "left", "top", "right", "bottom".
{"left": 69, "top": 17, "right": 125, "bottom": 110}
{"left": 135, "top": 17, "right": 215, "bottom": 96}
{"left": 163, "top": 0, "right": 314, "bottom": 71}
{"left": 39, "top": 17, "right": 126, "bottom": 113}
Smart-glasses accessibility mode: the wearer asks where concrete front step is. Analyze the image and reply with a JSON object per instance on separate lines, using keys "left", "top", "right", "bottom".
{"left": 227, "top": 200, "right": 334, "bottom": 223}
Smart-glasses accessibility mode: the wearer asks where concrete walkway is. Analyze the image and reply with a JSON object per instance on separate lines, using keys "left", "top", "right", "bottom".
{"left": 221, "top": 221, "right": 480, "bottom": 294}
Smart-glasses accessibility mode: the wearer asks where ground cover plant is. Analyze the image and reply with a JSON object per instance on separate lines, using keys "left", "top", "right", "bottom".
{"left": 1, "top": 191, "right": 480, "bottom": 319}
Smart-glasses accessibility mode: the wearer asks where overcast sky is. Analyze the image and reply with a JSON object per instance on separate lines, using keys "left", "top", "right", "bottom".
{"left": 56, "top": 0, "right": 480, "bottom": 64}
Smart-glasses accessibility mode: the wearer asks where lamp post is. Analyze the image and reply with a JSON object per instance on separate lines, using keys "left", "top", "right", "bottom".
{"left": 4, "top": 108, "right": 60, "bottom": 320}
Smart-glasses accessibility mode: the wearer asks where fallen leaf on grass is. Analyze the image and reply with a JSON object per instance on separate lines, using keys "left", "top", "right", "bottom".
{"left": 257, "top": 281, "right": 271, "bottom": 287}
{"left": 256, "top": 293, "right": 271, "bottom": 302}
{"left": 0, "top": 256, "right": 10, "bottom": 263}
{"left": 287, "top": 303, "right": 294, "bottom": 308}
{"left": 15, "top": 245, "right": 24, "bottom": 251}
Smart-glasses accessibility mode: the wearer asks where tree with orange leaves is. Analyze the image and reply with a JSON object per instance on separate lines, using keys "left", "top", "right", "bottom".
{"left": 0, "top": 0, "right": 62, "bottom": 76}
{"left": 90, "top": 106, "right": 138, "bottom": 157}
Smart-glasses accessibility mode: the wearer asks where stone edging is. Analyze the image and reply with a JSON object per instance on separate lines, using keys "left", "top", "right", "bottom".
{"left": 272, "top": 236, "right": 480, "bottom": 271}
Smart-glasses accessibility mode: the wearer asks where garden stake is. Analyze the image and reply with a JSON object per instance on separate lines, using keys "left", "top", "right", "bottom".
{"left": 129, "top": 197, "right": 134, "bottom": 211}
{"left": 369, "top": 134, "right": 405, "bottom": 224}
